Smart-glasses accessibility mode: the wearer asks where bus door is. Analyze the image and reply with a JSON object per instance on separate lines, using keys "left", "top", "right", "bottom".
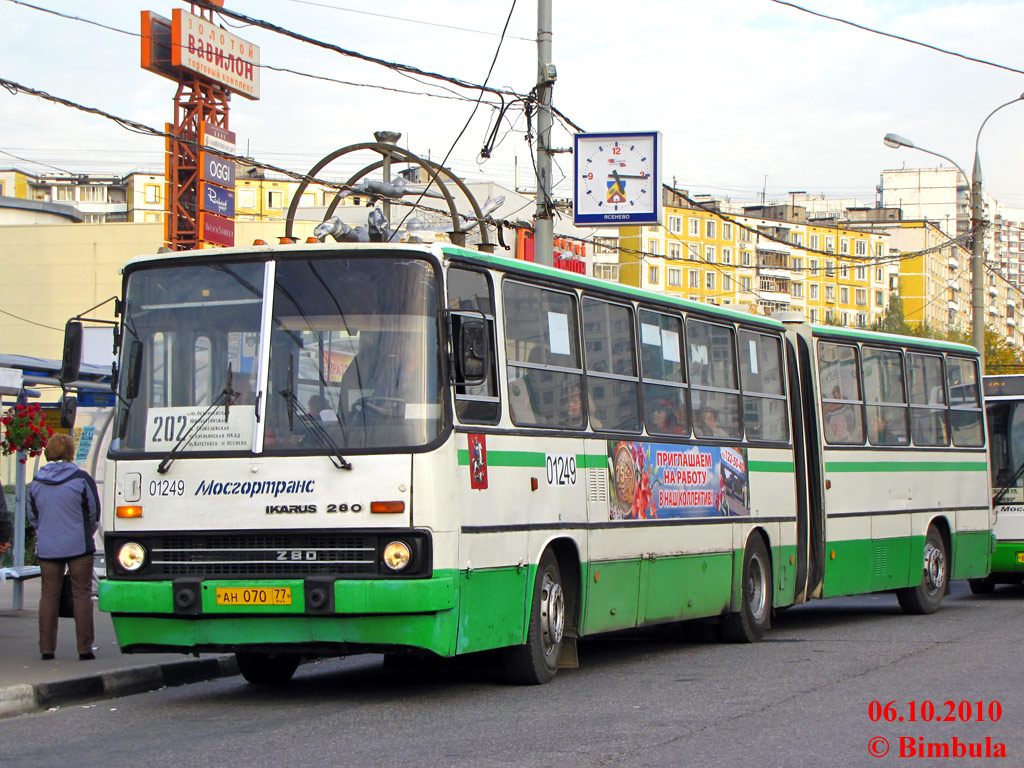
{"left": 786, "top": 328, "right": 826, "bottom": 601}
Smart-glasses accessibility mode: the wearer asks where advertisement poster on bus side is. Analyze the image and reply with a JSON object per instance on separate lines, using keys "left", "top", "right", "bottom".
{"left": 608, "top": 441, "right": 749, "bottom": 520}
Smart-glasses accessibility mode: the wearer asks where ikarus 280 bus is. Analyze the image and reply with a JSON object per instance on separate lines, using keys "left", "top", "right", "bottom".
{"left": 69, "top": 240, "right": 992, "bottom": 684}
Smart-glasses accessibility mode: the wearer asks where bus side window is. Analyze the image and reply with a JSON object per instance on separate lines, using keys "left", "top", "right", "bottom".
{"left": 688, "top": 319, "right": 741, "bottom": 439}
{"left": 817, "top": 341, "right": 865, "bottom": 445}
{"left": 907, "top": 352, "right": 949, "bottom": 446}
{"left": 739, "top": 329, "right": 788, "bottom": 442}
{"left": 448, "top": 268, "right": 500, "bottom": 424}
{"left": 947, "top": 356, "right": 984, "bottom": 447}
{"left": 503, "top": 281, "right": 584, "bottom": 429}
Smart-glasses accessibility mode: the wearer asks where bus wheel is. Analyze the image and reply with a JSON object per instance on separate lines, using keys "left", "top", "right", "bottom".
{"left": 722, "top": 536, "right": 771, "bottom": 643}
{"left": 236, "top": 651, "right": 301, "bottom": 684}
{"left": 968, "top": 577, "right": 996, "bottom": 595}
{"left": 504, "top": 550, "right": 565, "bottom": 685}
{"left": 897, "top": 526, "right": 947, "bottom": 615}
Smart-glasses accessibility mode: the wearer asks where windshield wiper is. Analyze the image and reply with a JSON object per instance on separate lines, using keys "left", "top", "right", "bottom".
{"left": 279, "top": 355, "right": 352, "bottom": 470}
{"left": 156, "top": 389, "right": 230, "bottom": 475}
{"left": 157, "top": 363, "right": 240, "bottom": 475}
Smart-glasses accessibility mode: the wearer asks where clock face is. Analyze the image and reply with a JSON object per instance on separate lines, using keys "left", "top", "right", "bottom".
{"left": 573, "top": 132, "right": 662, "bottom": 226}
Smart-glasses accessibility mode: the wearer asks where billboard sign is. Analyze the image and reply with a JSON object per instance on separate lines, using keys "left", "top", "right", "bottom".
{"left": 201, "top": 182, "right": 235, "bottom": 217}
{"left": 201, "top": 122, "right": 236, "bottom": 155}
{"left": 200, "top": 212, "right": 235, "bottom": 247}
{"left": 201, "top": 152, "right": 236, "bottom": 188}
{"left": 169, "top": 9, "right": 260, "bottom": 100}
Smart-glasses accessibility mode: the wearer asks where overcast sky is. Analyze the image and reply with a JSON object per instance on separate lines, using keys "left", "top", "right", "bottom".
{"left": 4, "top": 0, "right": 1024, "bottom": 208}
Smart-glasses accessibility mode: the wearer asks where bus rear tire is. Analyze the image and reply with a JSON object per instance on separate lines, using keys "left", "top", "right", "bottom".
{"left": 897, "top": 526, "right": 947, "bottom": 615}
{"left": 237, "top": 651, "right": 301, "bottom": 684}
{"left": 722, "top": 536, "right": 771, "bottom": 643}
{"left": 503, "top": 550, "right": 565, "bottom": 685}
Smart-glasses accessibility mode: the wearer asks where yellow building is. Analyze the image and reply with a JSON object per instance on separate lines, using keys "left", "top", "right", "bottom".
{"left": 618, "top": 198, "right": 891, "bottom": 328}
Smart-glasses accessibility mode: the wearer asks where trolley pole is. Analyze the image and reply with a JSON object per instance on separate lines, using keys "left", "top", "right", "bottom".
{"left": 533, "top": 0, "right": 555, "bottom": 267}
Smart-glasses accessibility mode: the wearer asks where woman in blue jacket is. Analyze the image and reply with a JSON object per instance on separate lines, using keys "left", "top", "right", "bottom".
{"left": 28, "top": 433, "right": 99, "bottom": 661}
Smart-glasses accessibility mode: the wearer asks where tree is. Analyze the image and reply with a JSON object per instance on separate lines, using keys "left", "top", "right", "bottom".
{"left": 872, "top": 291, "right": 910, "bottom": 336}
{"left": 944, "top": 326, "right": 1023, "bottom": 375}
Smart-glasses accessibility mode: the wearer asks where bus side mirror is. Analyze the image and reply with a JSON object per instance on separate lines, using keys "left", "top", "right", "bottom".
{"left": 126, "top": 340, "right": 144, "bottom": 400}
{"left": 60, "top": 396, "right": 78, "bottom": 429}
{"left": 60, "top": 321, "right": 84, "bottom": 387}
{"left": 459, "top": 318, "right": 488, "bottom": 386}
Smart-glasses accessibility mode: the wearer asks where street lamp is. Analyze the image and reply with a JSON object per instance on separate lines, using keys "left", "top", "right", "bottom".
{"left": 884, "top": 92, "right": 1024, "bottom": 371}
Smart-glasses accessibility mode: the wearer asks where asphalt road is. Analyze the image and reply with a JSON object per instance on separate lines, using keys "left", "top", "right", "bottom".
{"left": 3, "top": 581, "right": 1023, "bottom": 768}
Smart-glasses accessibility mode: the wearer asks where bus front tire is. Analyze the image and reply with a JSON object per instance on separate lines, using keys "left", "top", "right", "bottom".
{"left": 897, "top": 526, "right": 948, "bottom": 615}
{"left": 237, "top": 651, "right": 301, "bottom": 685}
{"left": 722, "top": 536, "right": 771, "bottom": 643}
{"left": 504, "top": 550, "right": 565, "bottom": 685}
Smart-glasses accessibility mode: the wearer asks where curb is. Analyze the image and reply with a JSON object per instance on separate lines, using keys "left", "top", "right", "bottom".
{"left": 0, "top": 655, "right": 240, "bottom": 719}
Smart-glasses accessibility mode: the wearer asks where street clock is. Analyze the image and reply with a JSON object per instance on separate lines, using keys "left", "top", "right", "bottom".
{"left": 573, "top": 131, "right": 663, "bottom": 227}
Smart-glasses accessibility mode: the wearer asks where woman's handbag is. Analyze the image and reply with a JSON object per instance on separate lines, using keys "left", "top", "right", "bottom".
{"left": 58, "top": 572, "right": 75, "bottom": 618}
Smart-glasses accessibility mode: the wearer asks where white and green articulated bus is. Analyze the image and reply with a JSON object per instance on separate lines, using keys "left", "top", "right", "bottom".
{"left": 72, "top": 241, "right": 992, "bottom": 685}
{"left": 976, "top": 374, "right": 1024, "bottom": 591}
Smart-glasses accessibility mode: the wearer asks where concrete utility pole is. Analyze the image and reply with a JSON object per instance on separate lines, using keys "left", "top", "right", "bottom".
{"left": 533, "top": 0, "right": 555, "bottom": 267}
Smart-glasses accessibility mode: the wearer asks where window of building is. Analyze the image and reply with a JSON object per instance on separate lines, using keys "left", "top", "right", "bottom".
{"left": 855, "top": 240, "right": 867, "bottom": 256}
{"left": 840, "top": 238, "right": 850, "bottom": 255}
{"left": 668, "top": 267, "right": 683, "bottom": 287}
{"left": 810, "top": 258, "right": 819, "bottom": 274}
{"left": 593, "top": 263, "right": 619, "bottom": 281}
{"left": 809, "top": 233, "right": 819, "bottom": 251}
{"left": 876, "top": 242, "right": 884, "bottom": 257}
{"left": 144, "top": 184, "right": 160, "bottom": 204}
{"left": 648, "top": 265, "right": 660, "bottom": 285}
{"left": 792, "top": 282, "right": 804, "bottom": 299}
{"left": 722, "top": 222, "right": 732, "bottom": 240}
{"left": 791, "top": 232, "right": 802, "bottom": 246}
{"left": 740, "top": 276, "right": 752, "bottom": 292}
{"left": 855, "top": 288, "right": 867, "bottom": 306}
{"left": 687, "top": 242, "right": 700, "bottom": 260}
{"left": 855, "top": 266, "right": 866, "bottom": 281}
{"left": 268, "top": 190, "right": 284, "bottom": 209}
{"left": 810, "top": 309, "right": 818, "bottom": 322}
{"left": 825, "top": 260, "right": 834, "bottom": 277}
{"left": 301, "top": 192, "right": 316, "bottom": 207}
{"left": 741, "top": 251, "right": 752, "bottom": 267}
{"left": 706, "top": 272, "right": 716, "bottom": 290}
{"left": 689, "top": 270, "right": 700, "bottom": 289}
{"left": 826, "top": 285, "right": 835, "bottom": 302}
{"left": 841, "top": 265, "right": 849, "bottom": 279}
{"left": 79, "top": 185, "right": 105, "bottom": 202}
{"left": 55, "top": 186, "right": 74, "bottom": 202}
{"left": 875, "top": 289, "right": 884, "bottom": 307}
{"left": 825, "top": 236, "right": 835, "bottom": 253}
{"left": 840, "top": 287, "right": 849, "bottom": 304}
{"left": 668, "top": 215, "right": 682, "bottom": 233}
{"left": 723, "top": 247, "right": 733, "bottom": 265}
{"left": 668, "top": 242, "right": 682, "bottom": 260}
{"left": 689, "top": 218, "right": 700, "bottom": 236}
{"left": 875, "top": 268, "right": 883, "bottom": 282}
{"left": 810, "top": 283, "right": 819, "bottom": 300}
{"left": 723, "top": 274, "right": 733, "bottom": 291}
{"left": 238, "top": 188, "right": 256, "bottom": 209}
{"left": 792, "top": 257, "right": 802, "bottom": 271}
{"left": 648, "top": 240, "right": 661, "bottom": 256}
{"left": 706, "top": 219, "right": 716, "bottom": 239}
{"left": 705, "top": 246, "right": 716, "bottom": 264}
{"left": 595, "top": 237, "right": 617, "bottom": 254}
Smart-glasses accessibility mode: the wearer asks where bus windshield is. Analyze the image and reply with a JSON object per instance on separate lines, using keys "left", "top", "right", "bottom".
{"left": 113, "top": 254, "right": 443, "bottom": 455}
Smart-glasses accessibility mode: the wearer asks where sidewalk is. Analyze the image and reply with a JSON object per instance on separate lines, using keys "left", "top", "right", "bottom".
{"left": 0, "top": 577, "right": 238, "bottom": 719}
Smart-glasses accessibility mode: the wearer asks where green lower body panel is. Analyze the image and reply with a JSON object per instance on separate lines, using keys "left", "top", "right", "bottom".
{"left": 456, "top": 565, "right": 530, "bottom": 654}
{"left": 100, "top": 573, "right": 461, "bottom": 657}
{"left": 824, "top": 529, "right": 992, "bottom": 598}
{"left": 951, "top": 530, "right": 993, "bottom": 580}
{"left": 991, "top": 540, "right": 1024, "bottom": 576}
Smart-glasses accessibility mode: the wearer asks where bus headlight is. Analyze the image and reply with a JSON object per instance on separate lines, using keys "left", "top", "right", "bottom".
{"left": 382, "top": 541, "right": 412, "bottom": 572}
{"left": 117, "top": 542, "right": 147, "bottom": 572}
